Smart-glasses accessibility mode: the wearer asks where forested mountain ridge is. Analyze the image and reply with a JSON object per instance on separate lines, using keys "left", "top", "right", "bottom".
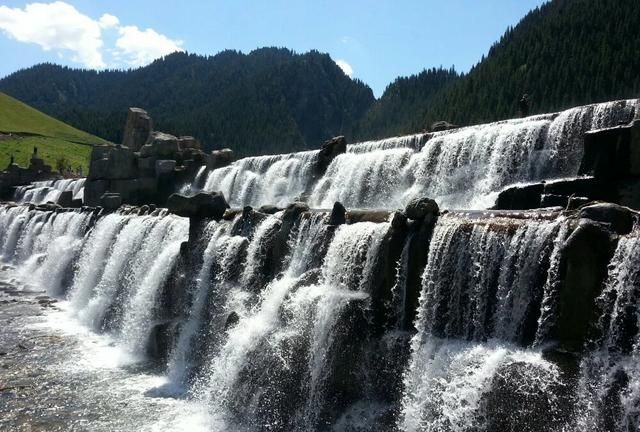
{"left": 356, "top": 0, "right": 640, "bottom": 139}
{"left": 0, "top": 48, "right": 375, "bottom": 155}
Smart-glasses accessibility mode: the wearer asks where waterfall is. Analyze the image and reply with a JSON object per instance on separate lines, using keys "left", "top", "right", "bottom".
{"left": 400, "top": 214, "right": 570, "bottom": 431}
{"left": 574, "top": 230, "right": 640, "bottom": 432}
{"left": 166, "top": 217, "right": 249, "bottom": 387}
{"left": 67, "top": 212, "right": 188, "bottom": 332}
{"left": 13, "top": 178, "right": 86, "bottom": 204}
{"left": 197, "top": 99, "right": 636, "bottom": 210}
{"left": 0, "top": 205, "right": 92, "bottom": 293}
{"left": 201, "top": 151, "right": 318, "bottom": 207}
{"left": 190, "top": 218, "right": 388, "bottom": 430}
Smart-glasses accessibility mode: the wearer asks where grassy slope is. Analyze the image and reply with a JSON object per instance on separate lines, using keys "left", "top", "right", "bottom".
{"left": 0, "top": 92, "right": 109, "bottom": 172}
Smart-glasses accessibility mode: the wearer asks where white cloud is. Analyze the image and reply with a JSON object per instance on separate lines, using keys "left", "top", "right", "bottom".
{"left": 0, "top": 2, "right": 184, "bottom": 69}
{"left": 115, "top": 25, "right": 183, "bottom": 67}
{"left": 0, "top": 1, "right": 106, "bottom": 68}
{"left": 99, "top": 13, "right": 119, "bottom": 29}
{"left": 335, "top": 59, "right": 354, "bottom": 77}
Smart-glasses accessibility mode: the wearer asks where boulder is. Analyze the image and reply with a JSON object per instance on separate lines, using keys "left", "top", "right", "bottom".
{"left": 494, "top": 183, "right": 543, "bottom": 210}
{"left": 317, "top": 136, "right": 347, "bottom": 174}
{"left": 155, "top": 159, "right": 177, "bottom": 176}
{"left": 122, "top": 108, "right": 153, "bottom": 151}
{"left": 579, "top": 203, "right": 635, "bottom": 235}
{"left": 404, "top": 197, "right": 440, "bottom": 222}
{"left": 225, "top": 312, "right": 240, "bottom": 330}
{"left": 328, "top": 201, "right": 346, "bottom": 225}
{"left": 258, "top": 204, "right": 282, "bottom": 215}
{"left": 430, "top": 121, "right": 459, "bottom": 132}
{"left": 209, "top": 148, "right": 235, "bottom": 170}
{"left": 138, "top": 156, "right": 156, "bottom": 177}
{"left": 149, "top": 132, "right": 180, "bottom": 158}
{"left": 88, "top": 158, "right": 109, "bottom": 180}
{"left": 56, "top": 190, "right": 74, "bottom": 208}
{"left": 100, "top": 193, "right": 122, "bottom": 211}
{"left": 84, "top": 179, "right": 109, "bottom": 207}
{"left": 179, "top": 136, "right": 201, "bottom": 150}
{"left": 555, "top": 220, "right": 616, "bottom": 351}
{"left": 540, "top": 194, "right": 568, "bottom": 208}
{"left": 139, "top": 144, "right": 154, "bottom": 158}
{"left": 107, "top": 145, "right": 137, "bottom": 179}
{"left": 167, "top": 191, "right": 230, "bottom": 220}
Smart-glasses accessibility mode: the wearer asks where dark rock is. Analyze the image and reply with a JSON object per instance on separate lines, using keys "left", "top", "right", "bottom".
{"left": 579, "top": 202, "right": 635, "bottom": 235}
{"left": 580, "top": 120, "right": 640, "bottom": 180}
{"left": 430, "top": 121, "right": 459, "bottom": 132}
{"left": 555, "top": 220, "right": 617, "bottom": 352}
{"left": 390, "top": 211, "right": 407, "bottom": 230}
{"left": 404, "top": 197, "right": 439, "bottom": 223}
{"left": 56, "top": 190, "right": 74, "bottom": 208}
{"left": 100, "top": 193, "right": 122, "bottom": 211}
{"left": 544, "top": 177, "right": 611, "bottom": 201}
{"left": 122, "top": 107, "right": 153, "bottom": 151}
{"left": 155, "top": 160, "right": 177, "bottom": 177}
{"left": 258, "top": 205, "right": 282, "bottom": 215}
{"left": 209, "top": 149, "right": 234, "bottom": 170}
{"left": 567, "top": 196, "right": 591, "bottom": 210}
{"left": 167, "top": 191, "right": 229, "bottom": 220}
{"left": 317, "top": 136, "right": 346, "bottom": 174}
{"left": 224, "top": 312, "right": 240, "bottom": 330}
{"left": 494, "top": 183, "right": 543, "bottom": 210}
{"left": 178, "top": 136, "right": 201, "bottom": 150}
{"left": 146, "top": 320, "right": 177, "bottom": 362}
{"left": 347, "top": 210, "right": 393, "bottom": 224}
{"left": 149, "top": 132, "right": 180, "bottom": 158}
{"left": 328, "top": 202, "right": 346, "bottom": 225}
{"left": 540, "top": 194, "right": 568, "bottom": 208}
{"left": 107, "top": 145, "right": 137, "bottom": 179}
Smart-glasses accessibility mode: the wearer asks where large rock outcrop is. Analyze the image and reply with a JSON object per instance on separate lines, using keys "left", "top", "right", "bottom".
{"left": 122, "top": 108, "right": 153, "bottom": 151}
{"left": 167, "top": 191, "right": 229, "bottom": 220}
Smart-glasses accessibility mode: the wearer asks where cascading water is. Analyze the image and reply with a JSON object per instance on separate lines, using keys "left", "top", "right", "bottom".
{"left": 66, "top": 211, "right": 188, "bottom": 334}
{"left": 400, "top": 214, "right": 571, "bottom": 431}
{"left": 197, "top": 99, "right": 637, "bottom": 210}
{"left": 189, "top": 216, "right": 389, "bottom": 430}
{"left": 200, "top": 151, "right": 318, "bottom": 207}
{"left": 574, "top": 229, "right": 640, "bottom": 432}
{"left": 13, "top": 178, "right": 86, "bottom": 204}
{"left": 312, "top": 99, "right": 638, "bottom": 209}
{"left": 1, "top": 98, "right": 640, "bottom": 431}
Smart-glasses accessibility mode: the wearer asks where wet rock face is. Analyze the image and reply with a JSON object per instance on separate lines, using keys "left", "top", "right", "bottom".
{"left": 579, "top": 202, "right": 635, "bottom": 235}
{"left": 430, "top": 121, "right": 459, "bottom": 132}
{"left": 167, "top": 191, "right": 229, "bottom": 220}
{"left": 317, "top": 136, "right": 347, "bottom": 175}
{"left": 556, "top": 220, "right": 617, "bottom": 352}
{"left": 404, "top": 197, "right": 440, "bottom": 222}
{"left": 122, "top": 107, "right": 153, "bottom": 151}
{"left": 328, "top": 201, "right": 346, "bottom": 225}
{"left": 478, "top": 361, "right": 572, "bottom": 432}
{"left": 100, "top": 193, "right": 122, "bottom": 211}
{"left": 209, "top": 149, "right": 235, "bottom": 170}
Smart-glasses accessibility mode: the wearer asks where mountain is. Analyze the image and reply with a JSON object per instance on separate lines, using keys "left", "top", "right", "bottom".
{"left": 356, "top": 0, "right": 640, "bottom": 139}
{"left": 0, "top": 92, "right": 108, "bottom": 172}
{"left": 0, "top": 48, "right": 375, "bottom": 156}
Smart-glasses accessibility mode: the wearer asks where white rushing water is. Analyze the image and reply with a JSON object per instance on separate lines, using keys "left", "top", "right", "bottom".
{"left": 574, "top": 230, "right": 640, "bottom": 432}
{"left": 188, "top": 215, "right": 389, "bottom": 430}
{"left": 400, "top": 214, "right": 570, "bottom": 431}
{"left": 200, "top": 151, "right": 318, "bottom": 207}
{"left": 14, "top": 178, "right": 86, "bottom": 204}
{"left": 198, "top": 99, "right": 637, "bottom": 210}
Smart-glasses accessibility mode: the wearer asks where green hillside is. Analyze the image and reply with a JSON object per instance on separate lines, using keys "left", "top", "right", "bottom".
{"left": 0, "top": 92, "right": 108, "bottom": 172}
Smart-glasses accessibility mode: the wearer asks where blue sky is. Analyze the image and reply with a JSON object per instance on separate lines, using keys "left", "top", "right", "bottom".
{"left": 0, "top": 0, "right": 548, "bottom": 96}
